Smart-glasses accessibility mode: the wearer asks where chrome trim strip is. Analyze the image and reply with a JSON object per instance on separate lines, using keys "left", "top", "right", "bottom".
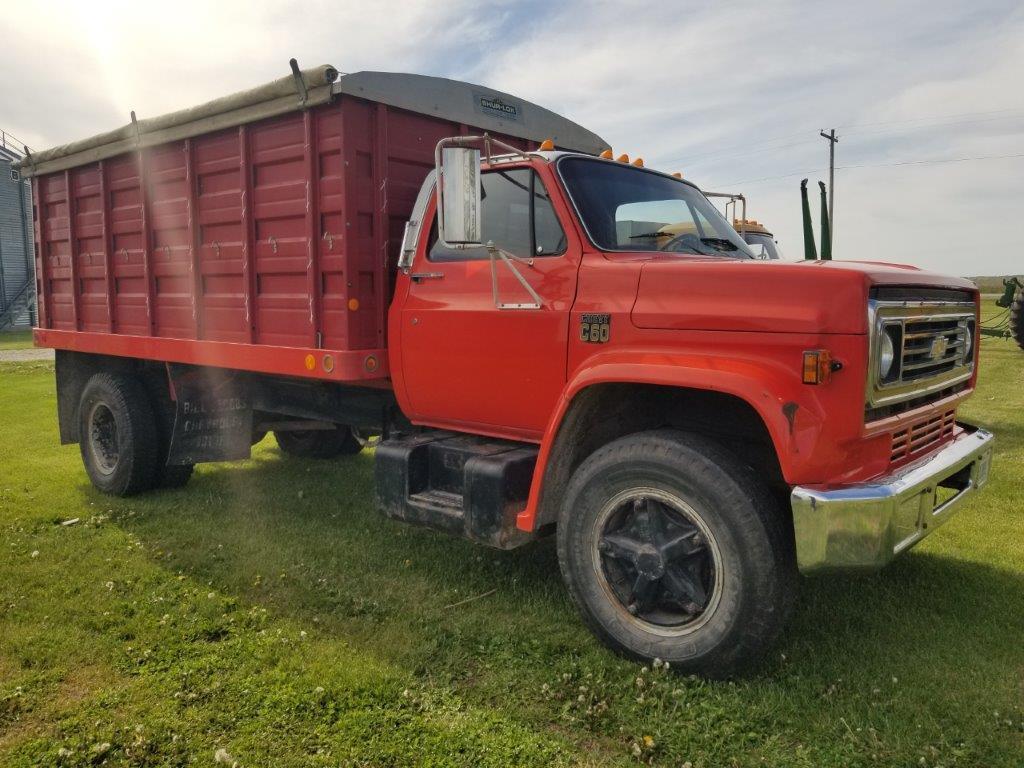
{"left": 792, "top": 423, "right": 993, "bottom": 573}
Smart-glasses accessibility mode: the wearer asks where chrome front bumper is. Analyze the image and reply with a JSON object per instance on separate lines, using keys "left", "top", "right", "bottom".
{"left": 791, "top": 424, "right": 994, "bottom": 574}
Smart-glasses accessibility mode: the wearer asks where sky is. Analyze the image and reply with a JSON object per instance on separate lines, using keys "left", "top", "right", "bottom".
{"left": 1, "top": 0, "right": 1022, "bottom": 276}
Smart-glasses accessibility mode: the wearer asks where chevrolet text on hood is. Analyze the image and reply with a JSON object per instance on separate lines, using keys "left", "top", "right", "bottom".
{"left": 24, "top": 62, "right": 993, "bottom": 677}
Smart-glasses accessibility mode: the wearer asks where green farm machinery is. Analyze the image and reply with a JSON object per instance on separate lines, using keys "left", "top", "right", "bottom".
{"left": 981, "top": 277, "right": 1024, "bottom": 350}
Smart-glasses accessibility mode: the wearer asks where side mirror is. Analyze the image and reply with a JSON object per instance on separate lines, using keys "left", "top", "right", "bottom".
{"left": 438, "top": 147, "right": 482, "bottom": 246}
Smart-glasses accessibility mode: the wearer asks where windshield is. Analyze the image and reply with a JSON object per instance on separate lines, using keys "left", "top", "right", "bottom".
{"left": 558, "top": 157, "right": 754, "bottom": 258}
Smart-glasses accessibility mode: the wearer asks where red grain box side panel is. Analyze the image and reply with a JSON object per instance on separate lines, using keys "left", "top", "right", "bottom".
{"left": 33, "top": 90, "right": 538, "bottom": 382}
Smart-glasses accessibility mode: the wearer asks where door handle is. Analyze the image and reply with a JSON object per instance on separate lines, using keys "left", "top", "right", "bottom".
{"left": 410, "top": 272, "right": 444, "bottom": 283}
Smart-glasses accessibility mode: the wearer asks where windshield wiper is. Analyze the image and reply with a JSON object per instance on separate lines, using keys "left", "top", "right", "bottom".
{"left": 629, "top": 231, "right": 672, "bottom": 239}
{"left": 699, "top": 237, "right": 738, "bottom": 251}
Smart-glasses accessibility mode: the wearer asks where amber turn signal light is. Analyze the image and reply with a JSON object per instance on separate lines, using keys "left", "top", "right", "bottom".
{"left": 802, "top": 350, "right": 833, "bottom": 384}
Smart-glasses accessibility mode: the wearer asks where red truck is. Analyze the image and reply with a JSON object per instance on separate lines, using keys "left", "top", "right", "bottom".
{"left": 21, "top": 63, "right": 994, "bottom": 676}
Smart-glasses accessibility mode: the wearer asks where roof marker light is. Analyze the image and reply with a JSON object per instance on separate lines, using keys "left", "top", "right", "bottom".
{"left": 632, "top": 157, "right": 644, "bottom": 167}
{"left": 617, "top": 153, "right": 630, "bottom": 163}
{"left": 671, "top": 172, "right": 683, "bottom": 178}
{"left": 538, "top": 139, "right": 555, "bottom": 151}
{"left": 599, "top": 149, "right": 613, "bottom": 159}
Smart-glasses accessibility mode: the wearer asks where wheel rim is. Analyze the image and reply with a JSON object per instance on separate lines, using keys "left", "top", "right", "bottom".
{"left": 591, "top": 487, "right": 724, "bottom": 636}
{"left": 87, "top": 402, "right": 120, "bottom": 476}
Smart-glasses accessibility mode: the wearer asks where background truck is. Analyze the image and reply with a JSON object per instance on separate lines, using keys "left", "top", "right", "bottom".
{"left": 704, "top": 191, "right": 783, "bottom": 259}
{"left": 21, "top": 63, "right": 994, "bottom": 676}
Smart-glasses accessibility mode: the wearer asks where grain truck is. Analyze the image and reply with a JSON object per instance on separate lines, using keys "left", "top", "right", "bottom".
{"left": 21, "top": 63, "right": 994, "bottom": 676}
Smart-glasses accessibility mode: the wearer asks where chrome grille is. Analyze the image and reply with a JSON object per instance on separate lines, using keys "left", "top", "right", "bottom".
{"left": 891, "top": 408, "right": 956, "bottom": 462}
{"left": 900, "top": 317, "right": 968, "bottom": 381}
{"left": 867, "top": 300, "right": 976, "bottom": 409}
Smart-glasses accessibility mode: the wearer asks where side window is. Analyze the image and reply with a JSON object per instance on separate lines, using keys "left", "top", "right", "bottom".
{"left": 430, "top": 168, "right": 565, "bottom": 262}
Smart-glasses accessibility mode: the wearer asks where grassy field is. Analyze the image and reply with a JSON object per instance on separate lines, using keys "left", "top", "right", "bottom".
{"left": 1, "top": 318, "right": 1022, "bottom": 767}
{"left": 0, "top": 330, "right": 33, "bottom": 351}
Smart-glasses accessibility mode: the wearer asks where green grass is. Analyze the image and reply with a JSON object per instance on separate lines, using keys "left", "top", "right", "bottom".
{"left": 1, "top": 315, "right": 1022, "bottom": 767}
{"left": 0, "top": 330, "right": 33, "bottom": 351}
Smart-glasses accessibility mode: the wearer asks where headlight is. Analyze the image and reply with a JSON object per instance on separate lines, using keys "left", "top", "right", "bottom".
{"left": 963, "top": 322, "right": 973, "bottom": 361}
{"left": 879, "top": 328, "right": 896, "bottom": 379}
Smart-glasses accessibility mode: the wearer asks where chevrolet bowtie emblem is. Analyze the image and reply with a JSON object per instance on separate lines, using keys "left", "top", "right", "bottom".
{"left": 929, "top": 336, "right": 949, "bottom": 360}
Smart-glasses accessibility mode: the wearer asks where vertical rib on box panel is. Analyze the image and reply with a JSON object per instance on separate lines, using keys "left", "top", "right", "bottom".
{"left": 304, "top": 110, "right": 322, "bottom": 348}
{"left": 98, "top": 161, "right": 116, "bottom": 332}
{"left": 340, "top": 98, "right": 378, "bottom": 350}
{"left": 373, "top": 104, "right": 388, "bottom": 347}
{"left": 317, "top": 101, "right": 346, "bottom": 350}
{"left": 64, "top": 170, "right": 81, "bottom": 330}
{"left": 239, "top": 125, "right": 256, "bottom": 342}
{"left": 31, "top": 177, "right": 48, "bottom": 328}
{"left": 137, "top": 152, "right": 156, "bottom": 335}
{"left": 185, "top": 140, "right": 202, "bottom": 339}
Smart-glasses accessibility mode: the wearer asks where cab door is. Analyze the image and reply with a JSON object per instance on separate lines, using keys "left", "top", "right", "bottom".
{"left": 393, "top": 165, "right": 580, "bottom": 439}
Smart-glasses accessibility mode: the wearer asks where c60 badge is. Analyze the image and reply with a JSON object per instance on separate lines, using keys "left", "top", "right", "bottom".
{"left": 580, "top": 313, "right": 611, "bottom": 344}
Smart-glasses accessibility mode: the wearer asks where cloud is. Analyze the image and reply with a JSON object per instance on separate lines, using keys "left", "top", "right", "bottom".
{"left": 1, "top": 0, "right": 1021, "bottom": 275}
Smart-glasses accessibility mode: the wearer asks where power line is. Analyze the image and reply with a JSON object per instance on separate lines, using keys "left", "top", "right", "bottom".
{"left": 840, "top": 112, "right": 1024, "bottom": 140}
{"left": 660, "top": 107, "right": 1024, "bottom": 171}
{"left": 658, "top": 130, "right": 815, "bottom": 167}
{"left": 710, "top": 151, "right": 1024, "bottom": 188}
{"left": 838, "top": 106, "right": 1024, "bottom": 131}
{"left": 838, "top": 151, "right": 1024, "bottom": 170}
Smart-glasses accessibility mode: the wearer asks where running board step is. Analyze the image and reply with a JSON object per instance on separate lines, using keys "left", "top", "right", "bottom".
{"left": 375, "top": 431, "right": 538, "bottom": 549}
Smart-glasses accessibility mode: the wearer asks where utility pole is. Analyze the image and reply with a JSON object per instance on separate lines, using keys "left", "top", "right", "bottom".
{"left": 820, "top": 128, "right": 838, "bottom": 252}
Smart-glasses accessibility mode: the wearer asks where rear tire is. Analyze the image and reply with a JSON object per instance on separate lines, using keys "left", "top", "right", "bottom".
{"left": 78, "top": 373, "right": 160, "bottom": 496}
{"left": 556, "top": 429, "right": 796, "bottom": 678}
{"left": 275, "top": 425, "right": 363, "bottom": 458}
{"left": 1010, "top": 286, "right": 1024, "bottom": 352}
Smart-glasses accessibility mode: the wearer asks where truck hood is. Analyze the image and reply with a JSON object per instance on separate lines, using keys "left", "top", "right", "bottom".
{"left": 630, "top": 258, "right": 977, "bottom": 335}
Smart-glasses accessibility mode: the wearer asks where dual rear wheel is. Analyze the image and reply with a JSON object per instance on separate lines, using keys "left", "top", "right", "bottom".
{"left": 78, "top": 372, "right": 364, "bottom": 497}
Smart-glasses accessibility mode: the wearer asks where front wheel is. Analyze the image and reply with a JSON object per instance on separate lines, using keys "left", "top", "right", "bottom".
{"left": 556, "top": 430, "right": 796, "bottom": 677}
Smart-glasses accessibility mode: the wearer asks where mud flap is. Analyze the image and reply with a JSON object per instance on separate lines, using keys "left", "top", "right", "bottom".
{"left": 167, "top": 365, "right": 253, "bottom": 465}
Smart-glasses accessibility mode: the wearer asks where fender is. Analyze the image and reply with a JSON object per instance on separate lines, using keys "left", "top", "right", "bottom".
{"left": 515, "top": 350, "right": 829, "bottom": 532}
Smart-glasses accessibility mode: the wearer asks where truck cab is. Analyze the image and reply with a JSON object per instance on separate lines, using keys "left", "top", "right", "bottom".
{"left": 381, "top": 140, "right": 992, "bottom": 671}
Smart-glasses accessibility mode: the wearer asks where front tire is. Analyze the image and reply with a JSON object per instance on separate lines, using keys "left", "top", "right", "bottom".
{"left": 78, "top": 373, "right": 160, "bottom": 496}
{"left": 556, "top": 429, "right": 795, "bottom": 677}
{"left": 275, "top": 425, "right": 363, "bottom": 458}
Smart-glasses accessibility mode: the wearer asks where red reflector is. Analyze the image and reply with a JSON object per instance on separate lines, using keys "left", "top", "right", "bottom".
{"left": 802, "top": 350, "right": 832, "bottom": 384}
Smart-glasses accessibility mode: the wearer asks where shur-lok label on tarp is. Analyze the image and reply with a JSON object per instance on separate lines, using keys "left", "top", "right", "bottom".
{"left": 473, "top": 91, "right": 523, "bottom": 123}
